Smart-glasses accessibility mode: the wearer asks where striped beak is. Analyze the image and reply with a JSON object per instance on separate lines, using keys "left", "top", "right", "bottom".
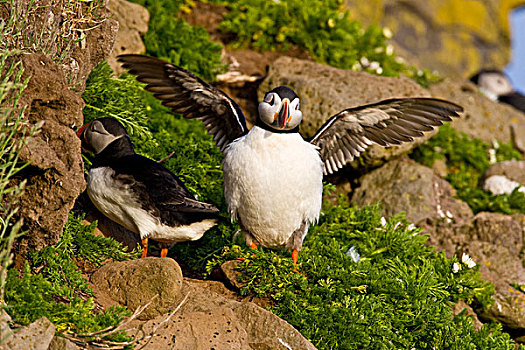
{"left": 277, "top": 99, "right": 289, "bottom": 129}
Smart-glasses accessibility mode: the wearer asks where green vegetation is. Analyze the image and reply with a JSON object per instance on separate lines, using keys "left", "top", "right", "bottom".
{"left": 410, "top": 125, "right": 525, "bottom": 214}
{"left": 215, "top": 0, "right": 439, "bottom": 86}
{"left": 4, "top": 213, "right": 137, "bottom": 339}
{"left": 206, "top": 200, "right": 521, "bottom": 350}
{"left": 130, "top": 0, "right": 225, "bottom": 80}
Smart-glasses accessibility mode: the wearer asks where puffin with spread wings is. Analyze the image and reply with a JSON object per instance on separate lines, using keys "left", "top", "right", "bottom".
{"left": 119, "top": 54, "right": 463, "bottom": 268}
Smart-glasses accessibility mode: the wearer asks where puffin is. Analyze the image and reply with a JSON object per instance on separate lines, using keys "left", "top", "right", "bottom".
{"left": 470, "top": 69, "right": 525, "bottom": 113}
{"left": 118, "top": 54, "right": 463, "bottom": 268}
{"left": 77, "top": 117, "right": 219, "bottom": 258}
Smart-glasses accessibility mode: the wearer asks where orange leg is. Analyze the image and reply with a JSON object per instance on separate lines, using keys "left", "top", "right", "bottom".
{"left": 160, "top": 247, "right": 168, "bottom": 258}
{"left": 292, "top": 249, "right": 299, "bottom": 271}
{"left": 141, "top": 238, "right": 148, "bottom": 258}
{"left": 250, "top": 241, "right": 258, "bottom": 250}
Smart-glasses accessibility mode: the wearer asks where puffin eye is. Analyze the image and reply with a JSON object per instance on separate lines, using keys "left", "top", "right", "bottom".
{"left": 296, "top": 101, "right": 300, "bottom": 110}
{"left": 266, "top": 94, "right": 274, "bottom": 106}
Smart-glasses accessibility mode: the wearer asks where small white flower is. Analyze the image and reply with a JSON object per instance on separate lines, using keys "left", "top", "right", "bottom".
{"left": 393, "top": 221, "right": 402, "bottom": 230}
{"left": 492, "top": 140, "right": 500, "bottom": 150}
{"left": 452, "top": 262, "right": 460, "bottom": 273}
{"left": 386, "top": 44, "right": 394, "bottom": 56}
{"left": 407, "top": 224, "right": 416, "bottom": 230}
{"left": 369, "top": 61, "right": 380, "bottom": 70}
{"left": 461, "top": 253, "right": 476, "bottom": 268}
{"left": 374, "top": 47, "right": 384, "bottom": 53}
{"left": 380, "top": 217, "right": 387, "bottom": 227}
{"left": 346, "top": 246, "right": 360, "bottom": 263}
{"left": 360, "top": 56, "right": 370, "bottom": 67}
{"left": 488, "top": 148, "right": 497, "bottom": 164}
{"left": 383, "top": 27, "right": 393, "bottom": 38}
{"left": 351, "top": 62, "right": 361, "bottom": 71}
{"left": 445, "top": 211, "right": 454, "bottom": 219}
{"left": 376, "top": 67, "right": 383, "bottom": 75}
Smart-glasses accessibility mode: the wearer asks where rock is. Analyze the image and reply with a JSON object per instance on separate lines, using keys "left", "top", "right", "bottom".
{"left": 453, "top": 300, "right": 483, "bottom": 330}
{"left": 0, "top": 309, "right": 13, "bottom": 342}
{"left": 62, "top": 1, "right": 119, "bottom": 93}
{"left": 13, "top": 54, "right": 86, "bottom": 264}
{"left": 351, "top": 158, "right": 473, "bottom": 225}
{"left": 106, "top": 0, "right": 149, "bottom": 75}
{"left": 482, "top": 175, "right": 525, "bottom": 195}
{"left": 130, "top": 279, "right": 317, "bottom": 349}
{"left": 483, "top": 160, "right": 525, "bottom": 185}
{"left": 344, "top": 0, "right": 524, "bottom": 77}
{"left": 91, "top": 258, "right": 184, "bottom": 320}
{"left": 260, "top": 56, "right": 443, "bottom": 170}
{"left": 425, "top": 211, "right": 525, "bottom": 332}
{"left": 219, "top": 260, "right": 245, "bottom": 290}
{"left": 4, "top": 317, "right": 55, "bottom": 350}
{"left": 430, "top": 79, "right": 525, "bottom": 146}
{"left": 48, "top": 336, "right": 81, "bottom": 350}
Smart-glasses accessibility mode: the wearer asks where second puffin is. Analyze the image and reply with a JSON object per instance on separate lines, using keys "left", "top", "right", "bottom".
{"left": 119, "top": 55, "right": 463, "bottom": 268}
{"left": 77, "top": 117, "right": 219, "bottom": 258}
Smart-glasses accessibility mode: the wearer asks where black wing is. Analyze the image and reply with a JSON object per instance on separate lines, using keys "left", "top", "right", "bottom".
{"left": 113, "top": 155, "right": 218, "bottom": 226}
{"left": 499, "top": 92, "right": 525, "bottom": 113}
{"left": 118, "top": 54, "right": 248, "bottom": 151}
{"left": 308, "top": 98, "right": 463, "bottom": 175}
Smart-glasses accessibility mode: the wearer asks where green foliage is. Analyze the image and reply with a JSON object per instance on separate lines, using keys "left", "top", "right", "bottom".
{"left": 82, "top": 62, "right": 153, "bottom": 142}
{"left": 4, "top": 214, "right": 136, "bottom": 336}
{"left": 410, "top": 125, "right": 525, "bottom": 214}
{"left": 206, "top": 201, "right": 521, "bottom": 349}
{"left": 217, "top": 0, "right": 440, "bottom": 85}
{"left": 129, "top": 0, "right": 226, "bottom": 81}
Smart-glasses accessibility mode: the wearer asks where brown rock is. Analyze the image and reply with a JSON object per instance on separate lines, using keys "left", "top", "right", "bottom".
{"left": 219, "top": 260, "right": 245, "bottom": 290}
{"left": 482, "top": 160, "right": 525, "bottom": 185}
{"left": 91, "top": 258, "right": 184, "bottom": 320}
{"left": 106, "top": 0, "right": 149, "bottom": 75}
{"left": 351, "top": 158, "right": 473, "bottom": 225}
{"left": 4, "top": 317, "right": 55, "bottom": 350}
{"left": 131, "top": 279, "right": 317, "bottom": 350}
{"left": 48, "top": 336, "right": 81, "bottom": 350}
{"left": 470, "top": 212, "right": 523, "bottom": 256}
{"left": 13, "top": 54, "right": 86, "bottom": 262}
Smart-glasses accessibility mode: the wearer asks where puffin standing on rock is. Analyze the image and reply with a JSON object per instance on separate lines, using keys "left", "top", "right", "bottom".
{"left": 119, "top": 54, "right": 463, "bottom": 269}
{"left": 77, "top": 117, "right": 219, "bottom": 258}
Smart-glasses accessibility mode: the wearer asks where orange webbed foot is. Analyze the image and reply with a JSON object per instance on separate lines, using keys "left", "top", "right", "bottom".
{"left": 141, "top": 238, "right": 149, "bottom": 258}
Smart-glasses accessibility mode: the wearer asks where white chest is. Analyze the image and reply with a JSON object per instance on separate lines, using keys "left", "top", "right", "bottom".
{"left": 87, "top": 167, "right": 215, "bottom": 243}
{"left": 222, "top": 126, "right": 323, "bottom": 248}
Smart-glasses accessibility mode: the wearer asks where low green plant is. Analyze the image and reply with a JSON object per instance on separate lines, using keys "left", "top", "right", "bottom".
{"left": 129, "top": 0, "right": 226, "bottom": 81}
{"left": 4, "top": 213, "right": 136, "bottom": 338}
{"left": 410, "top": 125, "right": 525, "bottom": 214}
{"left": 206, "top": 200, "right": 521, "bottom": 349}
{"left": 215, "top": 0, "right": 440, "bottom": 86}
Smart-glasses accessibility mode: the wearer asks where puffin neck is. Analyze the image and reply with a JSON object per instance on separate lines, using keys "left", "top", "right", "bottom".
{"left": 93, "top": 136, "right": 135, "bottom": 164}
{"left": 255, "top": 117, "right": 299, "bottom": 134}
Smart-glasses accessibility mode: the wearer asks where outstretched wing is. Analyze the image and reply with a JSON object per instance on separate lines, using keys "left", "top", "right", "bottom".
{"left": 308, "top": 98, "right": 463, "bottom": 175}
{"left": 118, "top": 54, "right": 248, "bottom": 151}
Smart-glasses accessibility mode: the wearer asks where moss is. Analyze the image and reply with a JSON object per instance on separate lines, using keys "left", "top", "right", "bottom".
{"left": 4, "top": 213, "right": 136, "bottom": 339}
{"left": 410, "top": 125, "right": 525, "bottom": 214}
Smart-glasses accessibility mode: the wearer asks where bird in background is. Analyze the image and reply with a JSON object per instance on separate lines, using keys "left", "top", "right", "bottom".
{"left": 119, "top": 54, "right": 462, "bottom": 269}
{"left": 77, "top": 117, "right": 219, "bottom": 258}
{"left": 470, "top": 69, "right": 525, "bottom": 113}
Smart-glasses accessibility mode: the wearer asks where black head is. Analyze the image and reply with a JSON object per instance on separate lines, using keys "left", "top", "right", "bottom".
{"left": 77, "top": 117, "right": 133, "bottom": 155}
{"left": 470, "top": 69, "right": 513, "bottom": 98}
{"left": 258, "top": 86, "right": 302, "bottom": 132}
